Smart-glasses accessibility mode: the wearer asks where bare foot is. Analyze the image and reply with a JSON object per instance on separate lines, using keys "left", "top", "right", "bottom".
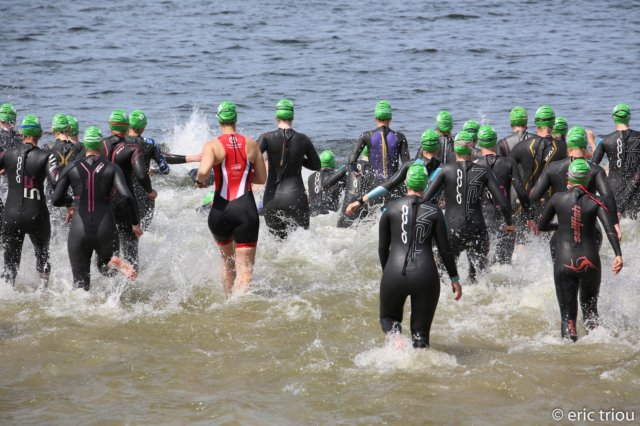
{"left": 108, "top": 256, "right": 138, "bottom": 281}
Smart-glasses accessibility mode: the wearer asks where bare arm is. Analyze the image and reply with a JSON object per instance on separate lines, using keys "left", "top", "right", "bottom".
{"left": 196, "top": 140, "right": 217, "bottom": 186}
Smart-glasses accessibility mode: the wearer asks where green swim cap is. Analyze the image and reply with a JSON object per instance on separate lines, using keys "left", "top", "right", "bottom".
{"left": 109, "top": 109, "right": 129, "bottom": 132}
{"left": 320, "top": 149, "right": 336, "bottom": 169}
{"left": 405, "top": 162, "right": 428, "bottom": 191}
{"left": 454, "top": 131, "right": 473, "bottom": 155}
{"left": 477, "top": 125, "right": 497, "bottom": 148}
{"left": 566, "top": 126, "right": 588, "bottom": 149}
{"left": 275, "top": 99, "right": 294, "bottom": 120}
{"left": 217, "top": 101, "right": 237, "bottom": 124}
{"left": 52, "top": 113, "right": 69, "bottom": 133}
{"left": 552, "top": 117, "right": 568, "bottom": 135}
{"left": 66, "top": 115, "right": 79, "bottom": 136}
{"left": 20, "top": 114, "right": 42, "bottom": 137}
{"left": 567, "top": 158, "right": 590, "bottom": 185}
{"left": 509, "top": 106, "right": 528, "bottom": 127}
{"left": 362, "top": 146, "right": 369, "bottom": 157}
{"left": 436, "top": 111, "right": 453, "bottom": 133}
{"left": 202, "top": 190, "right": 215, "bottom": 206}
{"left": 375, "top": 100, "right": 392, "bottom": 121}
{"left": 0, "top": 103, "right": 17, "bottom": 123}
{"left": 83, "top": 125, "right": 103, "bottom": 150}
{"left": 463, "top": 120, "right": 480, "bottom": 140}
{"left": 129, "top": 109, "right": 147, "bottom": 129}
{"left": 421, "top": 129, "right": 440, "bottom": 153}
{"left": 612, "top": 103, "right": 630, "bottom": 125}
{"left": 534, "top": 105, "right": 555, "bottom": 128}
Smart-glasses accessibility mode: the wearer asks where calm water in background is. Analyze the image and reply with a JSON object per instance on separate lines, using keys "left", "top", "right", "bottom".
{"left": 1, "top": 1, "right": 639, "bottom": 424}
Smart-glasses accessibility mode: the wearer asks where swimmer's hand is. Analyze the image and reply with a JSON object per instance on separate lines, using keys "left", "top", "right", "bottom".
{"left": 147, "top": 189, "right": 158, "bottom": 201}
{"left": 526, "top": 219, "right": 539, "bottom": 236}
{"left": 66, "top": 206, "right": 74, "bottom": 224}
{"left": 346, "top": 201, "right": 360, "bottom": 216}
{"left": 132, "top": 224, "right": 143, "bottom": 240}
{"left": 452, "top": 282, "right": 462, "bottom": 300}
{"left": 504, "top": 224, "right": 516, "bottom": 234}
{"left": 615, "top": 224, "right": 622, "bottom": 241}
{"left": 187, "top": 153, "right": 203, "bottom": 163}
{"left": 195, "top": 180, "right": 207, "bottom": 188}
{"left": 612, "top": 256, "right": 623, "bottom": 275}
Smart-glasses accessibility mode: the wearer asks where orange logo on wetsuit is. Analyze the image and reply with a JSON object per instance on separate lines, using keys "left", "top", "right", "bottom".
{"left": 570, "top": 205, "right": 583, "bottom": 243}
{"left": 564, "top": 256, "right": 596, "bottom": 272}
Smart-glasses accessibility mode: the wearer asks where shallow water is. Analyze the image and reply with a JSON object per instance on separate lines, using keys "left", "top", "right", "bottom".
{"left": 2, "top": 0, "right": 640, "bottom": 424}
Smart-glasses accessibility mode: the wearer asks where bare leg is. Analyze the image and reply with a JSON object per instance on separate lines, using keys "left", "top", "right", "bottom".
{"left": 233, "top": 247, "right": 257, "bottom": 296}
{"left": 218, "top": 243, "right": 236, "bottom": 298}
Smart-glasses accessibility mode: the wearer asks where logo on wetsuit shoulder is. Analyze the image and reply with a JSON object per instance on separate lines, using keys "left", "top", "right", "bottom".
{"left": 95, "top": 162, "right": 105, "bottom": 174}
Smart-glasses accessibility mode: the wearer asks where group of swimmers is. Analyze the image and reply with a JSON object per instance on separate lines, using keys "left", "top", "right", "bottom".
{"left": 0, "top": 99, "right": 637, "bottom": 346}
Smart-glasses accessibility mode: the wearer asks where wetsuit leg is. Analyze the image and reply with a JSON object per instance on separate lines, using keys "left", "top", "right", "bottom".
{"left": 467, "top": 229, "right": 490, "bottom": 282}
{"left": 208, "top": 196, "right": 233, "bottom": 244}
{"left": 264, "top": 192, "right": 309, "bottom": 239}
{"left": 134, "top": 182, "right": 154, "bottom": 231}
{"left": 67, "top": 228, "right": 93, "bottom": 290}
{"left": 579, "top": 269, "right": 602, "bottom": 331}
{"left": 2, "top": 222, "right": 26, "bottom": 285}
{"left": 379, "top": 268, "right": 408, "bottom": 334}
{"left": 113, "top": 201, "right": 138, "bottom": 272}
{"left": 27, "top": 218, "right": 51, "bottom": 277}
{"left": 553, "top": 268, "right": 580, "bottom": 341}
{"left": 408, "top": 273, "right": 440, "bottom": 348}
{"left": 96, "top": 219, "right": 120, "bottom": 278}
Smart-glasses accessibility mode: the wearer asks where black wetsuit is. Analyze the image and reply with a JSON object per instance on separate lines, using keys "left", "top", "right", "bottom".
{"left": 437, "top": 134, "right": 456, "bottom": 165}
{"left": 496, "top": 130, "right": 536, "bottom": 157}
{"left": 43, "top": 139, "right": 85, "bottom": 171}
{"left": 423, "top": 160, "right": 513, "bottom": 281}
{"left": 308, "top": 166, "right": 347, "bottom": 216}
{"left": 100, "top": 135, "right": 153, "bottom": 271}
{"left": 475, "top": 154, "right": 533, "bottom": 264}
{"left": 259, "top": 128, "right": 320, "bottom": 239}
{"left": 509, "top": 134, "right": 567, "bottom": 192}
{"left": 592, "top": 129, "right": 640, "bottom": 218}
{"left": 52, "top": 155, "right": 139, "bottom": 290}
{"left": 337, "top": 159, "right": 373, "bottom": 228}
{"left": 0, "top": 143, "right": 59, "bottom": 285}
{"left": 538, "top": 186, "right": 621, "bottom": 341}
{"left": 366, "top": 156, "right": 441, "bottom": 204}
{"left": 378, "top": 195, "right": 459, "bottom": 348}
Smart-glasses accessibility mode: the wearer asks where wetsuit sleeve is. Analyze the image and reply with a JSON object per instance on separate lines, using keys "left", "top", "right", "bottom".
{"left": 258, "top": 134, "right": 268, "bottom": 154}
{"left": 398, "top": 132, "right": 410, "bottom": 164}
{"left": 323, "top": 166, "right": 348, "bottom": 188}
{"left": 51, "top": 169, "right": 73, "bottom": 207}
{"left": 378, "top": 209, "right": 391, "bottom": 270}
{"left": 348, "top": 133, "right": 368, "bottom": 171}
{"left": 131, "top": 147, "right": 153, "bottom": 193}
{"left": 597, "top": 203, "right": 622, "bottom": 257}
{"left": 45, "top": 153, "right": 61, "bottom": 186}
{"left": 537, "top": 196, "right": 558, "bottom": 232}
{"left": 367, "top": 161, "right": 413, "bottom": 202}
{"left": 591, "top": 141, "right": 605, "bottom": 165}
{"left": 617, "top": 169, "right": 640, "bottom": 214}
{"left": 486, "top": 171, "right": 513, "bottom": 225}
{"left": 302, "top": 138, "right": 321, "bottom": 171}
{"left": 422, "top": 167, "right": 444, "bottom": 202}
{"left": 151, "top": 143, "right": 170, "bottom": 174}
{"left": 593, "top": 169, "right": 619, "bottom": 223}
{"left": 511, "top": 161, "right": 534, "bottom": 219}
{"left": 163, "top": 153, "right": 187, "bottom": 165}
{"left": 433, "top": 208, "right": 458, "bottom": 279}
{"left": 529, "top": 168, "right": 550, "bottom": 203}
{"left": 114, "top": 166, "right": 140, "bottom": 226}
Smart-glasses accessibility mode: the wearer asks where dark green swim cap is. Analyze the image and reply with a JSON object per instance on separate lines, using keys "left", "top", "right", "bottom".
{"left": 477, "top": 125, "right": 497, "bottom": 148}
{"left": 362, "top": 146, "right": 369, "bottom": 157}
{"left": 129, "top": 109, "right": 147, "bottom": 129}
{"left": 52, "top": 113, "right": 69, "bottom": 133}
{"left": 375, "top": 100, "right": 392, "bottom": 121}
{"left": 454, "top": 131, "right": 473, "bottom": 155}
{"left": 567, "top": 158, "right": 590, "bottom": 185}
{"left": 109, "top": 109, "right": 129, "bottom": 132}
{"left": 552, "top": 117, "right": 568, "bottom": 135}
{"left": 566, "top": 126, "right": 587, "bottom": 149}
{"left": 0, "top": 103, "right": 17, "bottom": 123}
{"left": 510, "top": 106, "right": 528, "bottom": 127}
{"left": 320, "top": 149, "right": 336, "bottom": 169}
{"left": 463, "top": 120, "right": 480, "bottom": 140}
{"left": 405, "top": 162, "right": 428, "bottom": 191}
{"left": 83, "top": 125, "right": 103, "bottom": 150}
{"left": 217, "top": 101, "right": 237, "bottom": 124}
{"left": 436, "top": 111, "right": 453, "bottom": 133}
{"left": 20, "top": 114, "right": 42, "bottom": 137}
{"left": 66, "top": 115, "right": 79, "bottom": 136}
{"left": 420, "top": 129, "right": 440, "bottom": 153}
{"left": 534, "top": 105, "right": 555, "bottom": 128}
{"left": 276, "top": 99, "right": 294, "bottom": 120}
{"left": 613, "top": 103, "right": 630, "bottom": 125}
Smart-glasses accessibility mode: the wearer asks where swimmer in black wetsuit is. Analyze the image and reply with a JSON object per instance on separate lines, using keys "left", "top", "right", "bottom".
{"left": 125, "top": 110, "right": 200, "bottom": 230}
{"left": 347, "top": 129, "right": 442, "bottom": 215}
{"left": 462, "top": 120, "right": 482, "bottom": 160}
{"left": 0, "top": 115, "right": 59, "bottom": 286}
{"left": 347, "top": 100, "right": 410, "bottom": 200}
{"left": 474, "top": 125, "right": 536, "bottom": 264}
{"left": 337, "top": 146, "right": 372, "bottom": 228}
{"left": 100, "top": 109, "right": 156, "bottom": 271}
{"left": 592, "top": 103, "right": 640, "bottom": 218}
{"left": 537, "top": 159, "right": 623, "bottom": 341}
{"left": 378, "top": 163, "right": 462, "bottom": 348}
{"left": 308, "top": 149, "right": 347, "bottom": 216}
{"left": 43, "top": 114, "right": 84, "bottom": 172}
{"left": 196, "top": 101, "right": 267, "bottom": 297}
{"left": 435, "top": 111, "right": 456, "bottom": 165}
{"left": 258, "top": 99, "right": 320, "bottom": 239}
{"left": 52, "top": 126, "right": 140, "bottom": 290}
{"left": 66, "top": 115, "right": 80, "bottom": 144}
{"left": 422, "top": 131, "right": 515, "bottom": 282}
{"left": 530, "top": 126, "right": 621, "bottom": 240}
{"left": 0, "top": 103, "right": 22, "bottom": 151}
{"left": 496, "top": 106, "right": 536, "bottom": 157}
